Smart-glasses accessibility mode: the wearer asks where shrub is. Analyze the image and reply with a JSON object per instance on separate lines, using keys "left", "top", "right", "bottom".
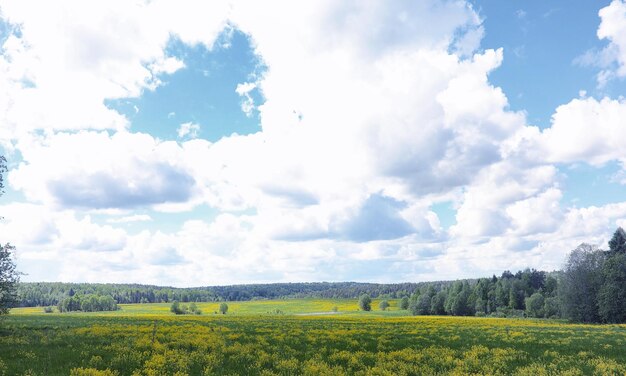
{"left": 400, "top": 296, "right": 409, "bottom": 310}
{"left": 379, "top": 300, "right": 390, "bottom": 311}
{"left": 219, "top": 303, "right": 228, "bottom": 314}
{"left": 358, "top": 294, "right": 372, "bottom": 311}
{"left": 170, "top": 301, "right": 184, "bottom": 315}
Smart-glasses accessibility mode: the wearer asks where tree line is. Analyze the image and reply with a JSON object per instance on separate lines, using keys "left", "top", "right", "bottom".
{"left": 16, "top": 281, "right": 444, "bottom": 307}
{"left": 402, "top": 268, "right": 559, "bottom": 318}
{"left": 559, "top": 227, "right": 626, "bottom": 323}
{"left": 353, "top": 228, "right": 626, "bottom": 324}
{"left": 8, "top": 226, "right": 626, "bottom": 324}
{"left": 56, "top": 294, "right": 118, "bottom": 313}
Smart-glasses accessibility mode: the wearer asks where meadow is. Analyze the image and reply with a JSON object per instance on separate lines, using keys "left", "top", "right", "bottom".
{"left": 2, "top": 299, "right": 626, "bottom": 375}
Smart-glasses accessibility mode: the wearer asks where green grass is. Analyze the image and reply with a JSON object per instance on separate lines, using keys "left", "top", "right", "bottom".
{"left": 3, "top": 300, "right": 626, "bottom": 375}
{"left": 12, "top": 298, "right": 404, "bottom": 317}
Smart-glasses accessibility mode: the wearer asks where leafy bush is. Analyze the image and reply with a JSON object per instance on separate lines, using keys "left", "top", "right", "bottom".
{"left": 219, "top": 303, "right": 228, "bottom": 314}
{"left": 170, "top": 301, "right": 183, "bottom": 315}
{"left": 358, "top": 294, "right": 372, "bottom": 311}
{"left": 379, "top": 300, "right": 390, "bottom": 311}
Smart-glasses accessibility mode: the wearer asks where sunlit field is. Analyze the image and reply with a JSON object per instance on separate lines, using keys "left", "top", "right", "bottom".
{"left": 11, "top": 299, "right": 402, "bottom": 317}
{"left": 2, "top": 300, "right": 626, "bottom": 375}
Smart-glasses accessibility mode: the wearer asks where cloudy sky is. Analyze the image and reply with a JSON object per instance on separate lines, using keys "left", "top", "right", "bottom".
{"left": 1, "top": 0, "right": 626, "bottom": 286}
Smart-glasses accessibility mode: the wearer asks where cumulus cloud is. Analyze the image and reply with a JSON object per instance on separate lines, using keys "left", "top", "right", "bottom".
{"left": 541, "top": 97, "right": 626, "bottom": 166}
{"left": 9, "top": 131, "right": 198, "bottom": 209}
{"left": 0, "top": 0, "right": 229, "bottom": 141}
{"left": 597, "top": 0, "right": 626, "bottom": 83}
{"left": 177, "top": 122, "right": 201, "bottom": 139}
{"left": 3, "top": 0, "right": 626, "bottom": 285}
{"left": 107, "top": 214, "right": 152, "bottom": 224}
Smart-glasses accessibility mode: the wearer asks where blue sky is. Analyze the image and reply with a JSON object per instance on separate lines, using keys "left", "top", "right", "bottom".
{"left": 1, "top": 0, "right": 626, "bottom": 286}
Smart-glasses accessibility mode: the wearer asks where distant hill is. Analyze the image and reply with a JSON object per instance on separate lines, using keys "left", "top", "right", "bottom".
{"left": 17, "top": 280, "right": 457, "bottom": 307}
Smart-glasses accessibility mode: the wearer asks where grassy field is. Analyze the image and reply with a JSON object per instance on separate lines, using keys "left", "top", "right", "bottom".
{"left": 11, "top": 298, "right": 403, "bottom": 317}
{"left": 3, "top": 300, "right": 626, "bottom": 375}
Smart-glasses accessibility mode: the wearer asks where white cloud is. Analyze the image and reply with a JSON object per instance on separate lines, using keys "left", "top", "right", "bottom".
{"left": 177, "top": 122, "right": 201, "bottom": 139}
{"left": 235, "top": 82, "right": 257, "bottom": 117}
{"left": 150, "top": 56, "right": 185, "bottom": 75}
{"left": 4, "top": 0, "right": 626, "bottom": 285}
{"left": 0, "top": 0, "right": 229, "bottom": 142}
{"left": 107, "top": 214, "right": 152, "bottom": 224}
{"left": 597, "top": 0, "right": 626, "bottom": 82}
{"left": 9, "top": 131, "right": 201, "bottom": 209}
{"left": 541, "top": 97, "right": 626, "bottom": 165}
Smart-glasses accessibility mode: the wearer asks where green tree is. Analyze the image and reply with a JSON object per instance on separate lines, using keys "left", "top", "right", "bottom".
{"left": 598, "top": 252, "right": 626, "bottom": 323}
{"left": 358, "top": 294, "right": 371, "bottom": 311}
{"left": 189, "top": 302, "right": 202, "bottom": 315}
{"left": 399, "top": 296, "right": 409, "bottom": 310}
{"left": 543, "top": 296, "right": 560, "bottom": 318}
{"left": 0, "top": 244, "right": 19, "bottom": 315}
{"left": 170, "top": 301, "right": 183, "bottom": 315}
{"left": 219, "top": 302, "right": 228, "bottom": 314}
{"left": 430, "top": 291, "right": 446, "bottom": 315}
{"left": 608, "top": 227, "right": 626, "bottom": 254}
{"left": 379, "top": 300, "right": 389, "bottom": 311}
{"left": 410, "top": 293, "right": 431, "bottom": 315}
{"left": 524, "top": 292, "right": 544, "bottom": 318}
{"left": 559, "top": 244, "right": 605, "bottom": 323}
{"left": 0, "top": 157, "right": 20, "bottom": 316}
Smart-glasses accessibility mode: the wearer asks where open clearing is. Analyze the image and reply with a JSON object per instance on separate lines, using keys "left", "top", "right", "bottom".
{"left": 3, "top": 300, "right": 626, "bottom": 375}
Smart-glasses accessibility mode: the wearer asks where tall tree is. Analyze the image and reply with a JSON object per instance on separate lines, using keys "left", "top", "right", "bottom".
{"left": 358, "top": 294, "right": 372, "bottom": 311}
{"left": 559, "top": 244, "right": 605, "bottom": 323}
{"left": 608, "top": 227, "right": 626, "bottom": 254}
{"left": 598, "top": 253, "right": 626, "bottom": 323}
{"left": 0, "top": 156, "right": 20, "bottom": 315}
{"left": 0, "top": 244, "right": 19, "bottom": 315}
{"left": 599, "top": 231, "right": 626, "bottom": 323}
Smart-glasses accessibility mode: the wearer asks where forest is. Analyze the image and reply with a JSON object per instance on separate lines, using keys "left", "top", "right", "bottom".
{"left": 14, "top": 227, "right": 626, "bottom": 323}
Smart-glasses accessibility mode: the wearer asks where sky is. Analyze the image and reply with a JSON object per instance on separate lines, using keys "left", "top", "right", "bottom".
{"left": 1, "top": 0, "right": 626, "bottom": 287}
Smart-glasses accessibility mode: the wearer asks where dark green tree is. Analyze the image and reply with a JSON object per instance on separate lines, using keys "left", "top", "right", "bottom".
{"left": 0, "top": 244, "right": 19, "bottom": 315}
{"left": 559, "top": 244, "right": 605, "bottom": 323}
{"left": 409, "top": 293, "right": 431, "bottom": 315}
{"left": 430, "top": 291, "right": 446, "bottom": 315}
{"left": 0, "top": 157, "right": 19, "bottom": 315}
{"left": 399, "top": 296, "right": 409, "bottom": 310}
{"left": 219, "top": 302, "right": 228, "bottom": 314}
{"left": 170, "top": 300, "right": 183, "bottom": 314}
{"left": 598, "top": 252, "right": 626, "bottom": 323}
{"left": 524, "top": 292, "right": 544, "bottom": 318}
{"left": 608, "top": 227, "right": 626, "bottom": 254}
{"left": 358, "top": 294, "right": 371, "bottom": 311}
{"left": 543, "top": 296, "right": 560, "bottom": 318}
{"left": 379, "top": 300, "right": 389, "bottom": 311}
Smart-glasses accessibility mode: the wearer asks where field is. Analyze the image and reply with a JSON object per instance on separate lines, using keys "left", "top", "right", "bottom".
{"left": 2, "top": 300, "right": 626, "bottom": 375}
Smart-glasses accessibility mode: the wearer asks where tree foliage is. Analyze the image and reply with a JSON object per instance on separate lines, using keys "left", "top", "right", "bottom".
{"left": 57, "top": 294, "right": 117, "bottom": 312}
{"left": 170, "top": 301, "right": 183, "bottom": 315}
{"left": 399, "top": 296, "right": 409, "bottom": 310}
{"left": 598, "top": 252, "right": 626, "bottom": 323}
{"left": 379, "top": 300, "right": 389, "bottom": 311}
{"left": 358, "top": 294, "right": 371, "bottom": 311}
{"left": 559, "top": 243, "right": 604, "bottom": 323}
{"left": 0, "top": 244, "right": 19, "bottom": 315}
{"left": 0, "top": 157, "right": 20, "bottom": 315}
{"left": 608, "top": 227, "right": 626, "bottom": 254}
{"left": 219, "top": 303, "right": 228, "bottom": 314}
{"left": 524, "top": 293, "right": 544, "bottom": 318}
